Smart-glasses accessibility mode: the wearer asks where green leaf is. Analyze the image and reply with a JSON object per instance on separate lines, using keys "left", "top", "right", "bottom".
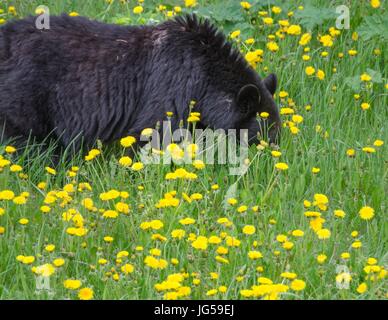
{"left": 294, "top": 5, "right": 337, "bottom": 30}
{"left": 221, "top": 22, "right": 254, "bottom": 37}
{"left": 251, "top": 0, "right": 292, "bottom": 12}
{"left": 196, "top": 0, "right": 245, "bottom": 23}
{"left": 194, "top": 7, "right": 213, "bottom": 20}
{"left": 366, "top": 68, "right": 383, "bottom": 84}
{"left": 110, "top": 15, "right": 132, "bottom": 25}
{"left": 344, "top": 75, "right": 362, "bottom": 91}
{"left": 357, "top": 13, "right": 388, "bottom": 41}
{"left": 344, "top": 68, "right": 382, "bottom": 91}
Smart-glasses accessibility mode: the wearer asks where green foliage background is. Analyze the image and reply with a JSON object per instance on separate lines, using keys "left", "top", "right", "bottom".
{"left": 0, "top": 0, "right": 387, "bottom": 300}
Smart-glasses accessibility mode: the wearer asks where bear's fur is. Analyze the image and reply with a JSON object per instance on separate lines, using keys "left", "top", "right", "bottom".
{"left": 0, "top": 14, "right": 280, "bottom": 150}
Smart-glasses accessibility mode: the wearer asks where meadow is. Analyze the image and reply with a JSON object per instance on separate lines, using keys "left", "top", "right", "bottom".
{"left": 0, "top": 0, "right": 387, "bottom": 300}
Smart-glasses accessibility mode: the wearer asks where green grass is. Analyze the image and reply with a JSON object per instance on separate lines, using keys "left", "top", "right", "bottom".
{"left": 0, "top": 0, "right": 387, "bottom": 300}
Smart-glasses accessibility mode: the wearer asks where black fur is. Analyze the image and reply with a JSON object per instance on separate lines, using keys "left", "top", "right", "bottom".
{"left": 0, "top": 14, "right": 280, "bottom": 150}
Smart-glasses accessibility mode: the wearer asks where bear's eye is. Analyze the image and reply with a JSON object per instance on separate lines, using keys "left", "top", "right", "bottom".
{"left": 239, "top": 104, "right": 250, "bottom": 115}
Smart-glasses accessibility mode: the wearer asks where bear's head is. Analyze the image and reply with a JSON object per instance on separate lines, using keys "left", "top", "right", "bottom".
{"left": 197, "top": 72, "right": 280, "bottom": 145}
{"left": 167, "top": 15, "right": 281, "bottom": 145}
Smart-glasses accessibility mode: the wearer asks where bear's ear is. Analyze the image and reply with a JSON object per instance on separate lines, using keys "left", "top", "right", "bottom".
{"left": 263, "top": 73, "right": 277, "bottom": 96}
{"left": 237, "top": 84, "right": 261, "bottom": 114}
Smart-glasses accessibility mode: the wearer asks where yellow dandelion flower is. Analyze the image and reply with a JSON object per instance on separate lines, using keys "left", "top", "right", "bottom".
{"left": 370, "top": 0, "right": 380, "bottom": 9}
{"left": 275, "top": 162, "right": 288, "bottom": 171}
{"left": 53, "top": 258, "right": 65, "bottom": 267}
{"left": 242, "top": 225, "right": 256, "bottom": 235}
{"left": 317, "top": 254, "right": 327, "bottom": 264}
{"left": 184, "top": 0, "right": 197, "bottom": 8}
{"left": 356, "top": 282, "right": 367, "bottom": 294}
{"left": 133, "top": 6, "right": 143, "bottom": 14}
{"left": 119, "top": 156, "right": 132, "bottom": 167}
{"left": 291, "top": 279, "right": 306, "bottom": 291}
{"left": 359, "top": 206, "right": 374, "bottom": 220}
{"left": 305, "top": 66, "right": 315, "bottom": 76}
{"left": 373, "top": 139, "right": 383, "bottom": 147}
{"left": 78, "top": 287, "right": 94, "bottom": 300}
{"left": 360, "top": 73, "right": 372, "bottom": 82}
{"left": 230, "top": 30, "right": 241, "bottom": 39}
{"left": 120, "top": 136, "right": 136, "bottom": 148}
{"left": 64, "top": 279, "right": 82, "bottom": 290}
{"left": 316, "top": 228, "right": 331, "bottom": 239}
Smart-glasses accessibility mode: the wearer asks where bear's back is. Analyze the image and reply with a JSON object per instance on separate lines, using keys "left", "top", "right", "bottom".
{"left": 0, "top": 15, "right": 154, "bottom": 66}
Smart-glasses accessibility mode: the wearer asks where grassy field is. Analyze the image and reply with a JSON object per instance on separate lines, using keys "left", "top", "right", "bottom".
{"left": 0, "top": 0, "right": 387, "bottom": 300}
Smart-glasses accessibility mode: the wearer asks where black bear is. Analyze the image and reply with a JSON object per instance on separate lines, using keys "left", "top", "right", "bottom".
{"left": 0, "top": 14, "right": 280, "bottom": 150}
